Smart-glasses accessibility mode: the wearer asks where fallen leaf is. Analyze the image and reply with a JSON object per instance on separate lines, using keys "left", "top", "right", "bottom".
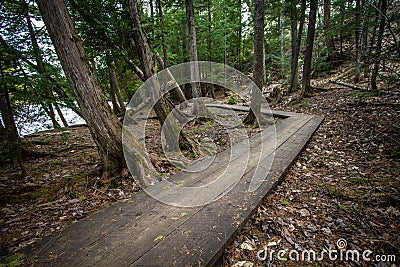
{"left": 154, "top": 235, "right": 164, "bottom": 242}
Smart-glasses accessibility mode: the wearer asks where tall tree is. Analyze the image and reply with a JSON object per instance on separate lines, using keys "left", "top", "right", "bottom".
{"left": 280, "top": 0, "right": 285, "bottom": 77}
{"left": 24, "top": 4, "right": 64, "bottom": 129}
{"left": 323, "top": 0, "right": 336, "bottom": 61}
{"left": 354, "top": 0, "right": 361, "bottom": 82}
{"left": 185, "top": 0, "right": 205, "bottom": 116}
{"left": 36, "top": 0, "right": 125, "bottom": 175}
{"left": 244, "top": 0, "right": 266, "bottom": 125}
{"left": 127, "top": 0, "right": 171, "bottom": 123}
{"left": 106, "top": 50, "right": 125, "bottom": 114}
{"left": 301, "top": 0, "right": 317, "bottom": 97}
{"left": 288, "top": 0, "right": 306, "bottom": 93}
{"left": 156, "top": 0, "right": 168, "bottom": 68}
{"left": 0, "top": 61, "right": 26, "bottom": 177}
{"left": 370, "top": 0, "right": 387, "bottom": 90}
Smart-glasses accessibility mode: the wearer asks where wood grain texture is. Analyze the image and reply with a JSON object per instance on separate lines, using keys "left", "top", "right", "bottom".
{"left": 26, "top": 108, "right": 323, "bottom": 267}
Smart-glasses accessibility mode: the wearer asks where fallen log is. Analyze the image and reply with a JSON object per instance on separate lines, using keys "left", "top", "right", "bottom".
{"left": 329, "top": 80, "right": 368, "bottom": 91}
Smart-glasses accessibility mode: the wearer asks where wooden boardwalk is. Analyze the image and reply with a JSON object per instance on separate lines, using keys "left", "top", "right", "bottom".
{"left": 25, "top": 107, "right": 323, "bottom": 266}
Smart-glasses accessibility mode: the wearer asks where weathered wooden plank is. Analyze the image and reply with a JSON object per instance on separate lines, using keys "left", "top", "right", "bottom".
{"left": 132, "top": 116, "right": 323, "bottom": 266}
{"left": 26, "top": 110, "right": 323, "bottom": 267}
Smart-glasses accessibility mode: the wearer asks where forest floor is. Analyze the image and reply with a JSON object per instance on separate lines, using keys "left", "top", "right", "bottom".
{"left": 0, "top": 66, "right": 399, "bottom": 266}
{"left": 223, "top": 82, "right": 400, "bottom": 265}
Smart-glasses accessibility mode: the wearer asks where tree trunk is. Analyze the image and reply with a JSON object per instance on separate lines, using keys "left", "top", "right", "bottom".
{"left": 301, "top": 0, "right": 317, "bottom": 97}
{"left": 236, "top": 0, "right": 242, "bottom": 71}
{"left": 114, "top": 80, "right": 126, "bottom": 114}
{"left": 54, "top": 102, "right": 69, "bottom": 127}
{"left": 43, "top": 102, "right": 61, "bottom": 129}
{"left": 127, "top": 0, "right": 196, "bottom": 156}
{"left": 154, "top": 51, "right": 187, "bottom": 104}
{"left": 366, "top": 0, "right": 382, "bottom": 77}
{"left": 371, "top": 0, "right": 387, "bottom": 90}
{"left": 323, "top": 0, "right": 336, "bottom": 61}
{"left": 0, "top": 62, "right": 26, "bottom": 176}
{"left": 25, "top": 6, "right": 62, "bottom": 129}
{"left": 107, "top": 77, "right": 121, "bottom": 114}
{"left": 127, "top": 0, "right": 173, "bottom": 121}
{"left": 289, "top": 0, "right": 299, "bottom": 94}
{"left": 362, "top": 3, "right": 370, "bottom": 77}
{"left": 207, "top": 0, "right": 215, "bottom": 98}
{"left": 185, "top": 0, "right": 207, "bottom": 116}
{"left": 156, "top": 0, "right": 168, "bottom": 68}
{"left": 280, "top": 0, "right": 285, "bottom": 78}
{"left": 338, "top": 2, "right": 345, "bottom": 54}
{"left": 106, "top": 54, "right": 125, "bottom": 114}
{"left": 244, "top": 0, "right": 266, "bottom": 125}
{"left": 149, "top": 0, "right": 155, "bottom": 41}
{"left": 36, "top": 0, "right": 125, "bottom": 175}
{"left": 289, "top": 0, "right": 306, "bottom": 94}
{"left": 355, "top": 0, "right": 361, "bottom": 82}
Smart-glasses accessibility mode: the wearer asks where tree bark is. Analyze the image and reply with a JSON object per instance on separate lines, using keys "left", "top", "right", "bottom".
{"left": 289, "top": 0, "right": 306, "bottom": 94}
{"left": 127, "top": 0, "right": 171, "bottom": 121}
{"left": 156, "top": 0, "right": 168, "bottom": 68}
{"left": 36, "top": 0, "right": 125, "bottom": 175}
{"left": 25, "top": 6, "right": 62, "bottom": 129}
{"left": 54, "top": 102, "right": 69, "bottom": 127}
{"left": 185, "top": 0, "right": 207, "bottom": 116}
{"left": 107, "top": 73, "right": 122, "bottom": 115}
{"left": 371, "top": 0, "right": 387, "bottom": 90}
{"left": 301, "top": 0, "right": 317, "bottom": 97}
{"left": 236, "top": 0, "right": 242, "bottom": 71}
{"left": 280, "top": 0, "right": 285, "bottom": 77}
{"left": 154, "top": 51, "right": 187, "bottom": 104}
{"left": 355, "top": 0, "right": 361, "bottom": 82}
{"left": 289, "top": 0, "right": 299, "bottom": 94}
{"left": 244, "top": 0, "right": 266, "bottom": 125}
{"left": 42, "top": 102, "right": 61, "bottom": 129}
{"left": 355, "top": 0, "right": 368, "bottom": 82}
{"left": 207, "top": 0, "right": 216, "bottom": 98}
{"left": 0, "top": 62, "right": 26, "bottom": 176}
{"left": 106, "top": 54, "right": 125, "bottom": 114}
{"left": 323, "top": 0, "right": 336, "bottom": 61}
{"left": 127, "top": 0, "right": 196, "bottom": 158}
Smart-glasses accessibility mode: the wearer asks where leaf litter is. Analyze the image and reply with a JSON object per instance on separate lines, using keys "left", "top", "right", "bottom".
{"left": 223, "top": 87, "right": 399, "bottom": 266}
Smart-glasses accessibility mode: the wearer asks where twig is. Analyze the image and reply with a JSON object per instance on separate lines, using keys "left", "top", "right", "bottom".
{"left": 93, "top": 188, "right": 118, "bottom": 202}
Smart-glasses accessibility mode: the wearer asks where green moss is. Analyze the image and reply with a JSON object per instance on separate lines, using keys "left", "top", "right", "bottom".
{"left": 279, "top": 197, "right": 289, "bottom": 204}
{"left": 227, "top": 96, "right": 238, "bottom": 105}
{"left": 390, "top": 146, "right": 400, "bottom": 159}
{"left": 1, "top": 253, "right": 26, "bottom": 267}
{"left": 372, "top": 193, "right": 385, "bottom": 197}
{"left": 349, "top": 177, "right": 369, "bottom": 185}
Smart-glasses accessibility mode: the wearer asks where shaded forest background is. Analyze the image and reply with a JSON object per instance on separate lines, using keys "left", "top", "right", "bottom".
{"left": 0, "top": 0, "right": 399, "bottom": 262}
